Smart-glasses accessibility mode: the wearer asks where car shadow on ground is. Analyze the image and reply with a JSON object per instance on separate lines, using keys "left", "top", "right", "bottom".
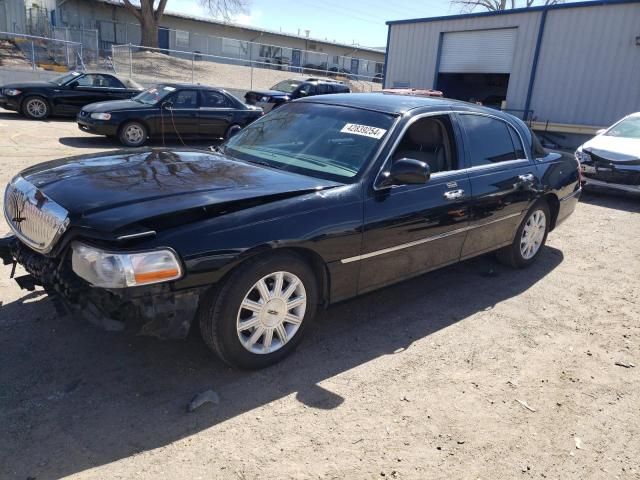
{"left": 579, "top": 189, "right": 640, "bottom": 213}
{"left": 58, "top": 136, "right": 219, "bottom": 150}
{"left": 0, "top": 248, "right": 563, "bottom": 479}
{"left": 0, "top": 110, "right": 76, "bottom": 123}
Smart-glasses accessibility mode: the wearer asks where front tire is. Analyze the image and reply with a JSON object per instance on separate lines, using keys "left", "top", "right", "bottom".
{"left": 22, "top": 96, "right": 50, "bottom": 120}
{"left": 497, "top": 200, "right": 550, "bottom": 268}
{"left": 199, "top": 252, "right": 319, "bottom": 369}
{"left": 225, "top": 124, "right": 242, "bottom": 140}
{"left": 119, "top": 121, "right": 147, "bottom": 147}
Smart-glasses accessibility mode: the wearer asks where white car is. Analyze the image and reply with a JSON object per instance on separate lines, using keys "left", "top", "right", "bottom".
{"left": 575, "top": 112, "right": 640, "bottom": 194}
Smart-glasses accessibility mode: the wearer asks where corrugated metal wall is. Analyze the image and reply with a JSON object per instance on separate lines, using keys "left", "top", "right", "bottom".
{"left": 385, "top": 11, "right": 542, "bottom": 112}
{"left": 0, "top": 0, "right": 27, "bottom": 33}
{"left": 386, "top": 2, "right": 640, "bottom": 127}
{"left": 530, "top": 3, "right": 640, "bottom": 126}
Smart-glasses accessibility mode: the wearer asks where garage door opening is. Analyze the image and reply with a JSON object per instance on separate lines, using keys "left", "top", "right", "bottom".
{"left": 437, "top": 73, "right": 510, "bottom": 108}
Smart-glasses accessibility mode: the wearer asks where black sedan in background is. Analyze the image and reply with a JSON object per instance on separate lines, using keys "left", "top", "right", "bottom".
{"left": 0, "top": 71, "right": 143, "bottom": 119}
{"left": 244, "top": 78, "right": 349, "bottom": 113}
{"left": 77, "top": 83, "right": 263, "bottom": 147}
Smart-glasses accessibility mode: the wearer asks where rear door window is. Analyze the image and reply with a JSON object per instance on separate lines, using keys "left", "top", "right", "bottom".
{"left": 201, "top": 90, "right": 232, "bottom": 108}
{"left": 458, "top": 114, "right": 522, "bottom": 167}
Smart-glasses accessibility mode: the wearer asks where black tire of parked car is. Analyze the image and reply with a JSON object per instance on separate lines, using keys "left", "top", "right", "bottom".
{"left": 225, "top": 124, "right": 242, "bottom": 140}
{"left": 119, "top": 121, "right": 148, "bottom": 147}
{"left": 198, "top": 251, "right": 319, "bottom": 369}
{"left": 22, "top": 96, "right": 50, "bottom": 120}
{"left": 497, "top": 199, "right": 551, "bottom": 268}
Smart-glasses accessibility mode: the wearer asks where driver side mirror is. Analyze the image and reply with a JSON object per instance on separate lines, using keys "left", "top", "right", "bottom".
{"left": 161, "top": 100, "right": 173, "bottom": 109}
{"left": 297, "top": 90, "right": 308, "bottom": 97}
{"left": 378, "top": 158, "right": 431, "bottom": 188}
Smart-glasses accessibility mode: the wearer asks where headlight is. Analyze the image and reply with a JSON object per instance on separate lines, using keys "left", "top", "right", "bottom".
{"left": 4, "top": 89, "right": 21, "bottom": 96}
{"left": 90, "top": 112, "right": 111, "bottom": 120}
{"left": 71, "top": 242, "right": 182, "bottom": 288}
{"left": 574, "top": 147, "right": 591, "bottom": 163}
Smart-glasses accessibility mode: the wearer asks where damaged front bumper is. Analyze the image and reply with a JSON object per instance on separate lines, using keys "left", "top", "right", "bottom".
{"left": 0, "top": 235, "right": 204, "bottom": 339}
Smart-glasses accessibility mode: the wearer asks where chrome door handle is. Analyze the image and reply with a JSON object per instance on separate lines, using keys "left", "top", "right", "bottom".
{"left": 444, "top": 189, "right": 465, "bottom": 200}
{"left": 518, "top": 173, "right": 535, "bottom": 183}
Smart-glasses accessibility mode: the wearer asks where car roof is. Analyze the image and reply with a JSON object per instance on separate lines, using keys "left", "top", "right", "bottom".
{"left": 157, "top": 83, "right": 223, "bottom": 90}
{"left": 298, "top": 92, "right": 498, "bottom": 115}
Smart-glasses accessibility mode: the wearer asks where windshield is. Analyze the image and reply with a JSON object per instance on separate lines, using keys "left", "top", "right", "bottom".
{"left": 133, "top": 85, "right": 176, "bottom": 105}
{"left": 49, "top": 71, "right": 81, "bottom": 86}
{"left": 270, "top": 80, "right": 302, "bottom": 93}
{"left": 605, "top": 116, "right": 640, "bottom": 139}
{"left": 224, "top": 102, "right": 395, "bottom": 182}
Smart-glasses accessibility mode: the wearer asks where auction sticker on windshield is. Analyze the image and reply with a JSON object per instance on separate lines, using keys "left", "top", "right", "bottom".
{"left": 340, "top": 123, "right": 387, "bottom": 139}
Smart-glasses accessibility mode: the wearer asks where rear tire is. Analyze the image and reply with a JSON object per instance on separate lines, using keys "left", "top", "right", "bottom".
{"left": 22, "top": 96, "right": 50, "bottom": 120}
{"left": 119, "top": 121, "right": 147, "bottom": 147}
{"left": 497, "top": 200, "right": 550, "bottom": 268}
{"left": 198, "top": 252, "right": 319, "bottom": 369}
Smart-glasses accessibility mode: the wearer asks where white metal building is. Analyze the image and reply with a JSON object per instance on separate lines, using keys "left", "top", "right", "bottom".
{"left": 383, "top": 0, "right": 640, "bottom": 137}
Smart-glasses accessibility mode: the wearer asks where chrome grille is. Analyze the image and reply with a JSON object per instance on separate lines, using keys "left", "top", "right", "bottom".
{"left": 4, "top": 176, "right": 69, "bottom": 253}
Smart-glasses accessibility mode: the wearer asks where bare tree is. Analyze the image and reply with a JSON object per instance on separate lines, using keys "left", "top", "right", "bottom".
{"left": 451, "top": 0, "right": 563, "bottom": 12}
{"left": 121, "top": 0, "right": 247, "bottom": 48}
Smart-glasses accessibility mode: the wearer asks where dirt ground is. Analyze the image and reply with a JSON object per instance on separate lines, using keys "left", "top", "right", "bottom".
{"left": 0, "top": 108, "right": 638, "bottom": 480}
{"left": 112, "top": 50, "right": 382, "bottom": 94}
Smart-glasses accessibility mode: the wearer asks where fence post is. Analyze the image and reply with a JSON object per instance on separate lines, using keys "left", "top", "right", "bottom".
{"left": 249, "top": 42, "right": 253, "bottom": 90}
{"left": 31, "top": 41, "right": 35, "bottom": 70}
{"left": 129, "top": 44, "right": 133, "bottom": 78}
{"left": 191, "top": 52, "right": 195, "bottom": 83}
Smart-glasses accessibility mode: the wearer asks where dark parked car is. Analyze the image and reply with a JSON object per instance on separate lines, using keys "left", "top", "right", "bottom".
{"left": 77, "top": 83, "right": 263, "bottom": 147}
{"left": 1, "top": 93, "right": 581, "bottom": 369}
{"left": 244, "top": 77, "right": 349, "bottom": 112}
{"left": 0, "top": 71, "right": 143, "bottom": 120}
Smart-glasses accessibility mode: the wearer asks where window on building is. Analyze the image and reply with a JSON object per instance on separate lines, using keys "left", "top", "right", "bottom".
{"left": 175, "top": 30, "right": 190, "bottom": 49}
{"left": 459, "top": 114, "right": 523, "bottom": 166}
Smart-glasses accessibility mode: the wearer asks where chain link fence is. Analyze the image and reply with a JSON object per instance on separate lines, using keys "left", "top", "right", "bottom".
{"left": 94, "top": 21, "right": 384, "bottom": 81}
{"left": 0, "top": 31, "right": 84, "bottom": 71}
{"left": 111, "top": 43, "right": 382, "bottom": 98}
{"left": 52, "top": 27, "right": 99, "bottom": 68}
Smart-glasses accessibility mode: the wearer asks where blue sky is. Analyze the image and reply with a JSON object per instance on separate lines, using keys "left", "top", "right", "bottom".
{"left": 171, "top": 0, "right": 461, "bottom": 47}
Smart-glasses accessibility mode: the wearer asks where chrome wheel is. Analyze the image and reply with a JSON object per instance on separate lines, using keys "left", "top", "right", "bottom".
{"left": 123, "top": 124, "right": 145, "bottom": 145}
{"left": 520, "top": 209, "right": 546, "bottom": 260}
{"left": 236, "top": 271, "right": 306, "bottom": 355}
{"left": 25, "top": 98, "right": 47, "bottom": 118}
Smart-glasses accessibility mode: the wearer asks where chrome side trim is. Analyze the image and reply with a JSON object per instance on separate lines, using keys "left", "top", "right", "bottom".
{"left": 560, "top": 187, "right": 582, "bottom": 201}
{"left": 341, "top": 211, "right": 523, "bottom": 264}
{"left": 116, "top": 230, "right": 157, "bottom": 241}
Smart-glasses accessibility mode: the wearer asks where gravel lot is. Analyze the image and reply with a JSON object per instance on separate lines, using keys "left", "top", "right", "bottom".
{"left": 0, "top": 108, "right": 638, "bottom": 480}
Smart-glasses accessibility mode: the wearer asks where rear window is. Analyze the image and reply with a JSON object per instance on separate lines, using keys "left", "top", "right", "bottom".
{"left": 530, "top": 129, "right": 547, "bottom": 158}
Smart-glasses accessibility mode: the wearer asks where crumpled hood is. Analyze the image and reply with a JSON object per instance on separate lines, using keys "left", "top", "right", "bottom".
{"left": 81, "top": 99, "right": 146, "bottom": 113}
{"left": 582, "top": 135, "right": 640, "bottom": 162}
{"left": 16, "top": 148, "right": 340, "bottom": 232}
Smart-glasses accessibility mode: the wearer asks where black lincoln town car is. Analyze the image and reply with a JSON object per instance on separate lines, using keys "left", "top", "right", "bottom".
{"left": 78, "top": 83, "right": 263, "bottom": 147}
{"left": 1, "top": 93, "right": 581, "bottom": 369}
{"left": 0, "top": 71, "right": 143, "bottom": 119}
